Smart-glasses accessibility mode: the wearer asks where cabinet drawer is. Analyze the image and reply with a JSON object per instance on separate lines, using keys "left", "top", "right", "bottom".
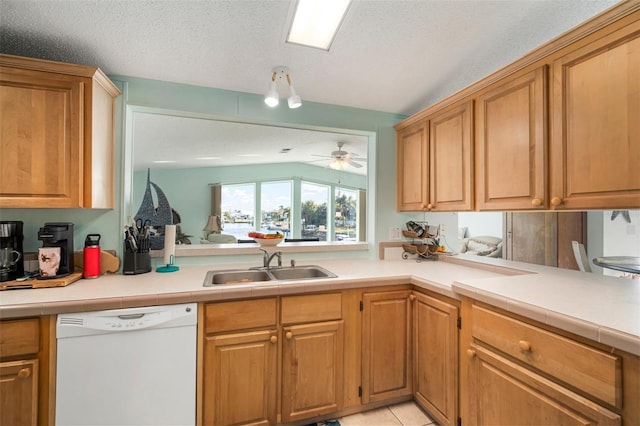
{"left": 281, "top": 293, "right": 342, "bottom": 324}
{"left": 472, "top": 305, "right": 621, "bottom": 407}
{"left": 0, "top": 318, "right": 39, "bottom": 358}
{"left": 205, "top": 298, "right": 277, "bottom": 333}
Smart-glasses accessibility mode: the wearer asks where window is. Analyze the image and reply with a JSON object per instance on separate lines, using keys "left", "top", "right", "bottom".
{"left": 335, "top": 187, "right": 358, "bottom": 241}
{"left": 260, "top": 181, "right": 292, "bottom": 237}
{"left": 221, "top": 183, "right": 255, "bottom": 239}
{"left": 301, "top": 182, "right": 329, "bottom": 241}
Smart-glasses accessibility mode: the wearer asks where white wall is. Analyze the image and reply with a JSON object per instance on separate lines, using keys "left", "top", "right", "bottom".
{"left": 458, "top": 212, "right": 503, "bottom": 239}
{"left": 601, "top": 210, "right": 640, "bottom": 277}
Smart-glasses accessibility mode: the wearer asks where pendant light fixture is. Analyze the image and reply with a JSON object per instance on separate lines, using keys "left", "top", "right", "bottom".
{"left": 264, "top": 66, "right": 302, "bottom": 109}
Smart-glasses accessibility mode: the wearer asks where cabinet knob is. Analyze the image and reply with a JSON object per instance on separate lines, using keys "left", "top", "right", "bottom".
{"left": 18, "top": 368, "right": 31, "bottom": 379}
{"left": 551, "top": 197, "right": 562, "bottom": 206}
{"left": 518, "top": 340, "right": 532, "bottom": 352}
{"left": 466, "top": 349, "right": 476, "bottom": 359}
{"left": 285, "top": 331, "right": 293, "bottom": 340}
{"left": 270, "top": 335, "right": 278, "bottom": 344}
{"left": 421, "top": 203, "right": 427, "bottom": 209}
{"left": 427, "top": 203, "right": 434, "bottom": 210}
{"left": 409, "top": 294, "right": 416, "bottom": 302}
{"left": 531, "top": 198, "right": 542, "bottom": 206}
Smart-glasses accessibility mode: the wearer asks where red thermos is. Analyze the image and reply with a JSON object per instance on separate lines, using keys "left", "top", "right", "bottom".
{"left": 83, "top": 234, "right": 101, "bottom": 279}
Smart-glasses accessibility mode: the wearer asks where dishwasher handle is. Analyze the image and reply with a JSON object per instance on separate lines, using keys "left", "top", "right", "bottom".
{"left": 118, "top": 313, "right": 145, "bottom": 320}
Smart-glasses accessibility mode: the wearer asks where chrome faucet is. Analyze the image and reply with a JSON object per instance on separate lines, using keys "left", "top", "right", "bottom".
{"left": 259, "top": 249, "right": 282, "bottom": 270}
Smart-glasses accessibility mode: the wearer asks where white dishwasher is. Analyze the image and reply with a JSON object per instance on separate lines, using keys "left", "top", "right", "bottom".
{"left": 56, "top": 303, "right": 197, "bottom": 426}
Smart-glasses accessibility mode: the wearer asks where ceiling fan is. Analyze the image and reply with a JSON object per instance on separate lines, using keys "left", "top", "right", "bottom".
{"left": 311, "top": 142, "right": 367, "bottom": 170}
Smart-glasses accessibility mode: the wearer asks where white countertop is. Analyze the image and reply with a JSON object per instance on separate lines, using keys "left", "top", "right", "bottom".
{"left": 1, "top": 255, "right": 638, "bottom": 356}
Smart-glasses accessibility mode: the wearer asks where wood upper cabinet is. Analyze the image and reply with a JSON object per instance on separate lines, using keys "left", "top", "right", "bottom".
{"left": 397, "top": 121, "right": 429, "bottom": 211}
{"left": 0, "top": 54, "right": 120, "bottom": 208}
{"left": 428, "top": 101, "right": 473, "bottom": 211}
{"left": 396, "top": 101, "right": 473, "bottom": 212}
{"left": 550, "top": 19, "right": 640, "bottom": 210}
{"left": 361, "top": 290, "right": 412, "bottom": 403}
{"left": 475, "top": 66, "right": 547, "bottom": 210}
{"left": 412, "top": 292, "right": 459, "bottom": 426}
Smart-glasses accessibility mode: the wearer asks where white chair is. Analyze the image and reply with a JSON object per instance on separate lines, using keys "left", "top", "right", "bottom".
{"left": 572, "top": 241, "right": 592, "bottom": 272}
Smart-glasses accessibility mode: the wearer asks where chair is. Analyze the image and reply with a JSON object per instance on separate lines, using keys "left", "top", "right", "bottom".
{"left": 572, "top": 241, "right": 592, "bottom": 272}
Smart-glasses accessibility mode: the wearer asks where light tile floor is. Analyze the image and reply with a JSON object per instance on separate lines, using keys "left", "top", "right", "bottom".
{"left": 338, "top": 401, "right": 436, "bottom": 426}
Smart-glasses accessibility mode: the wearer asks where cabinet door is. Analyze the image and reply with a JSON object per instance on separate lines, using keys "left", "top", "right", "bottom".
{"left": 429, "top": 101, "right": 473, "bottom": 211}
{"left": 203, "top": 329, "right": 277, "bottom": 426}
{"left": 0, "top": 67, "right": 83, "bottom": 208}
{"left": 551, "top": 21, "right": 640, "bottom": 209}
{"left": 0, "top": 359, "right": 38, "bottom": 426}
{"left": 281, "top": 320, "right": 344, "bottom": 423}
{"left": 475, "top": 66, "right": 547, "bottom": 210}
{"left": 413, "top": 292, "right": 458, "bottom": 426}
{"left": 467, "top": 345, "right": 620, "bottom": 425}
{"left": 362, "top": 290, "right": 412, "bottom": 404}
{"left": 504, "top": 211, "right": 586, "bottom": 269}
{"left": 397, "top": 121, "right": 429, "bottom": 211}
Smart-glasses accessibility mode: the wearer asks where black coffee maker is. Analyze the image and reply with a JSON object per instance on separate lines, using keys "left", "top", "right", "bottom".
{"left": 0, "top": 221, "right": 24, "bottom": 282}
{"left": 38, "top": 223, "right": 74, "bottom": 278}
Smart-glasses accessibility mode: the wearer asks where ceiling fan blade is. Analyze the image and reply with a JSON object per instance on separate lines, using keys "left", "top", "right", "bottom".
{"left": 348, "top": 160, "right": 363, "bottom": 168}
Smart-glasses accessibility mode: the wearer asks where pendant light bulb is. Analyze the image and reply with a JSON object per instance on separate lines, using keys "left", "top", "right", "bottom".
{"left": 288, "top": 85, "right": 302, "bottom": 109}
{"left": 264, "top": 80, "right": 279, "bottom": 107}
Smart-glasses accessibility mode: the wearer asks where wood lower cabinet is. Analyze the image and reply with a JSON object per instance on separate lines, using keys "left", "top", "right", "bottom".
{"left": 550, "top": 18, "right": 640, "bottom": 210}
{"left": 281, "top": 320, "right": 344, "bottom": 423}
{"left": 361, "top": 290, "right": 412, "bottom": 403}
{"left": 203, "top": 330, "right": 277, "bottom": 426}
{"left": 0, "top": 54, "right": 120, "bottom": 208}
{"left": 201, "top": 293, "right": 344, "bottom": 425}
{"left": 412, "top": 291, "right": 459, "bottom": 426}
{"left": 467, "top": 345, "right": 620, "bottom": 425}
{"left": 0, "top": 359, "right": 39, "bottom": 426}
{"left": 0, "top": 317, "right": 50, "bottom": 426}
{"left": 460, "top": 299, "right": 636, "bottom": 425}
{"left": 475, "top": 66, "right": 547, "bottom": 210}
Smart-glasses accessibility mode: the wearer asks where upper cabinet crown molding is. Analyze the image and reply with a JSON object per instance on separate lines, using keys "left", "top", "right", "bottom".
{"left": 0, "top": 54, "right": 121, "bottom": 208}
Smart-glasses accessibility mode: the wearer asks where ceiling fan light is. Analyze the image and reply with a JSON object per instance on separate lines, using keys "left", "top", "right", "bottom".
{"left": 264, "top": 81, "right": 279, "bottom": 107}
{"left": 288, "top": 86, "right": 302, "bottom": 109}
{"left": 329, "top": 160, "right": 348, "bottom": 170}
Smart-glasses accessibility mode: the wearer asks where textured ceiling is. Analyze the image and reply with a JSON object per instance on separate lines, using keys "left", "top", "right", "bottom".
{"left": 0, "top": 0, "right": 618, "bottom": 116}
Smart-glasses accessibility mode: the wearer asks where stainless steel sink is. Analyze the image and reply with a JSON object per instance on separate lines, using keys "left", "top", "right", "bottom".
{"left": 268, "top": 265, "right": 337, "bottom": 280}
{"left": 203, "top": 265, "right": 336, "bottom": 286}
{"left": 203, "top": 269, "right": 272, "bottom": 286}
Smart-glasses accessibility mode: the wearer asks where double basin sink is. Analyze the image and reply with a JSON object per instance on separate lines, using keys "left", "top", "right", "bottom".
{"left": 203, "top": 265, "right": 337, "bottom": 286}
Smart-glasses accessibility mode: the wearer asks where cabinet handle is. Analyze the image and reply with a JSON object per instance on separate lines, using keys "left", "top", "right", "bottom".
{"left": 466, "top": 349, "right": 476, "bottom": 359}
{"left": 551, "top": 197, "right": 562, "bottom": 206}
{"left": 285, "top": 331, "right": 293, "bottom": 340}
{"left": 270, "top": 335, "right": 278, "bottom": 344}
{"left": 409, "top": 294, "right": 416, "bottom": 302}
{"left": 531, "top": 198, "right": 542, "bottom": 206}
{"left": 18, "top": 368, "right": 31, "bottom": 379}
{"left": 519, "top": 340, "right": 532, "bottom": 352}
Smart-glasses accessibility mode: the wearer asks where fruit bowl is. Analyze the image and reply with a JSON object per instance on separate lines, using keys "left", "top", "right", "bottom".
{"left": 253, "top": 237, "right": 284, "bottom": 247}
